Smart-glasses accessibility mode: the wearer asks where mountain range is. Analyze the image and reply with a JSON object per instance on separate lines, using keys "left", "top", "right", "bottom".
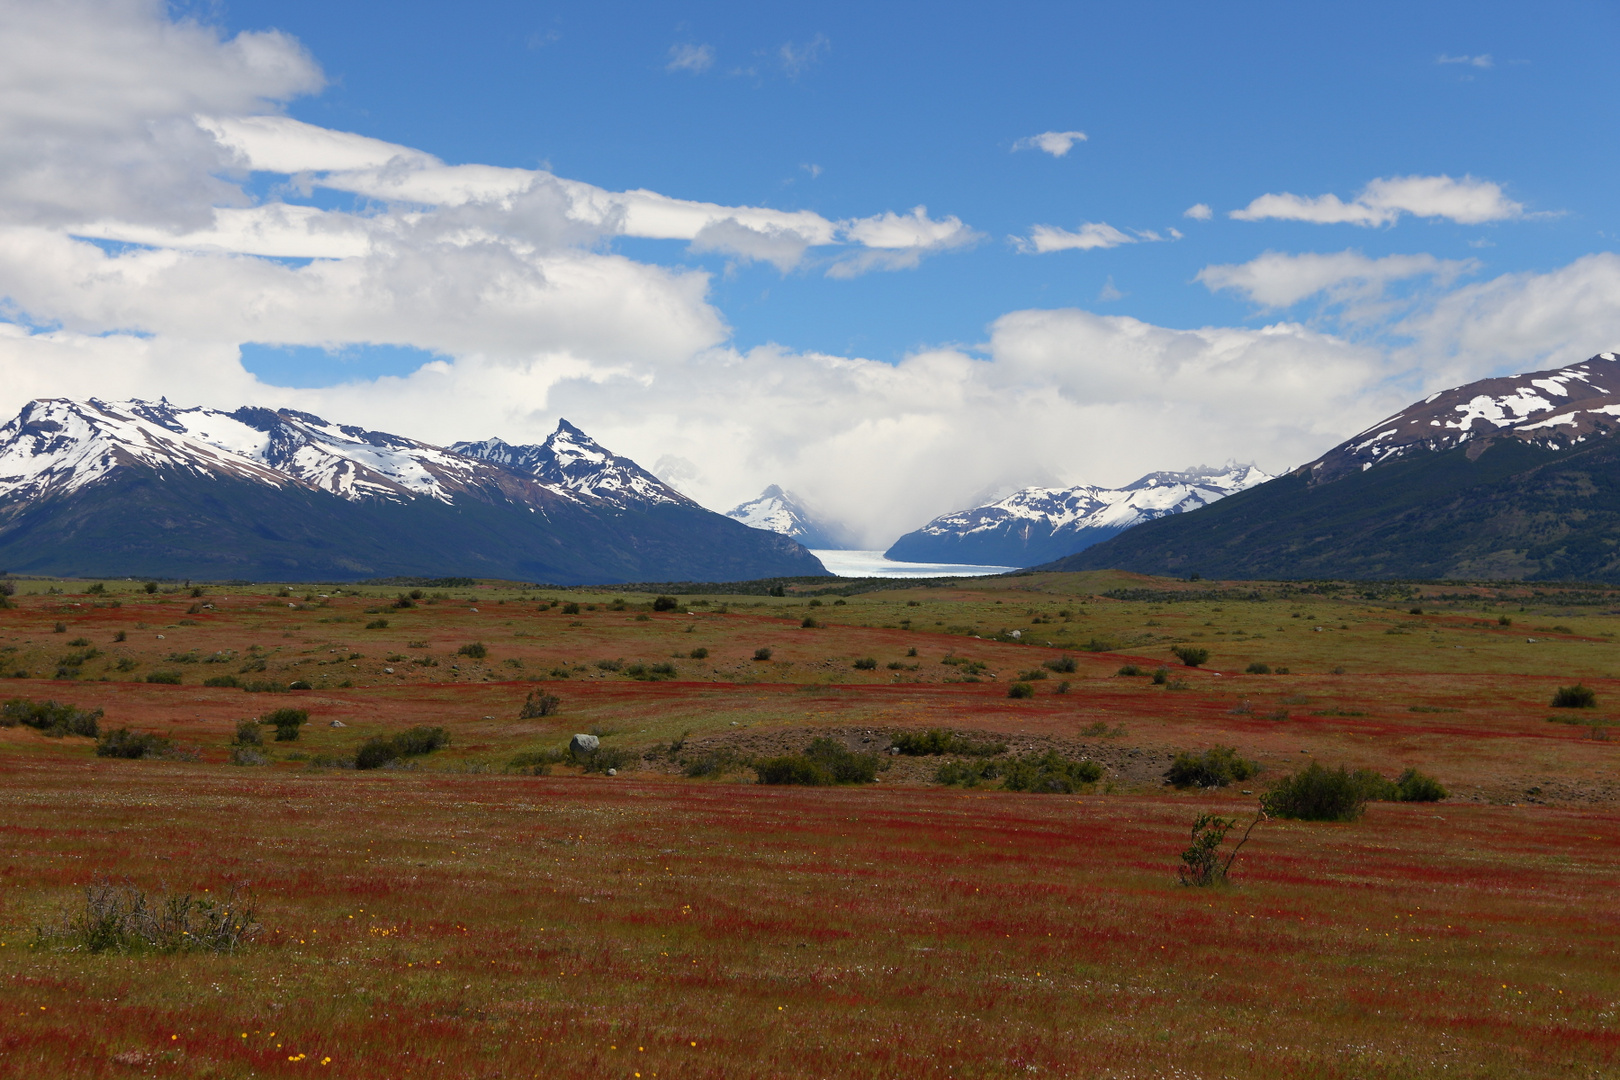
{"left": 725, "top": 485, "right": 852, "bottom": 549}
{"left": 883, "top": 465, "right": 1271, "bottom": 567}
{"left": 0, "top": 399, "right": 826, "bottom": 583}
{"left": 1044, "top": 352, "right": 1620, "bottom": 582}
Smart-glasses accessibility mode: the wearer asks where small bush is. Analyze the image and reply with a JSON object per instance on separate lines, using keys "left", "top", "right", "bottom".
{"left": 1007, "top": 681, "right": 1035, "bottom": 699}
{"left": 690, "top": 647, "right": 709, "bottom": 659}
{"left": 756, "top": 738, "right": 880, "bottom": 786}
{"left": 1245, "top": 661, "right": 1271, "bottom": 674}
{"left": 575, "top": 744, "right": 633, "bottom": 774}
{"left": 1165, "top": 746, "right": 1258, "bottom": 789}
{"left": 1117, "top": 664, "right": 1144, "bottom": 676}
{"left": 96, "top": 728, "right": 170, "bottom": 759}
{"left": 262, "top": 707, "right": 307, "bottom": 741}
{"left": 1172, "top": 645, "right": 1210, "bottom": 667}
{"left": 1000, "top": 752, "right": 1103, "bottom": 793}
{"left": 233, "top": 719, "right": 262, "bottom": 746}
{"left": 1551, "top": 683, "right": 1597, "bottom": 709}
{"left": 653, "top": 595, "right": 678, "bottom": 612}
{"left": 753, "top": 647, "right": 773, "bottom": 661}
{"left": 1262, "top": 762, "right": 1370, "bottom": 821}
{"left": 287, "top": 680, "right": 312, "bottom": 691}
{"left": 1394, "top": 768, "right": 1448, "bottom": 802}
{"left": 240, "top": 680, "right": 286, "bottom": 693}
{"left": 1043, "top": 655, "right": 1077, "bottom": 674}
{"left": 801, "top": 617, "right": 820, "bottom": 628}
{"left": 143, "top": 582, "right": 158, "bottom": 594}
{"left": 1178, "top": 812, "right": 1263, "bottom": 887}
{"left": 365, "top": 619, "right": 389, "bottom": 630}
{"left": 852, "top": 657, "right": 877, "bottom": 670}
{"left": 561, "top": 602, "right": 581, "bottom": 615}
{"left": 682, "top": 748, "right": 743, "bottom": 778}
{"left": 203, "top": 674, "right": 240, "bottom": 688}
{"left": 1152, "top": 666, "right": 1169, "bottom": 685}
{"left": 457, "top": 642, "right": 487, "bottom": 660}
{"left": 1081, "top": 637, "right": 1119, "bottom": 652}
{"left": 38, "top": 878, "right": 258, "bottom": 954}
{"left": 145, "top": 670, "right": 182, "bottom": 685}
{"left": 892, "top": 729, "right": 1007, "bottom": 757}
{"left": 0, "top": 698, "right": 101, "bottom": 738}
{"left": 519, "top": 691, "right": 560, "bottom": 718}
{"left": 356, "top": 725, "right": 450, "bottom": 769}
{"left": 935, "top": 758, "right": 1000, "bottom": 787}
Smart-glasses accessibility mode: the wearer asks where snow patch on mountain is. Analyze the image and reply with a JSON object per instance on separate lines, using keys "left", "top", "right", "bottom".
{"left": 1308, "top": 352, "right": 1620, "bottom": 482}
{"left": 725, "top": 485, "right": 850, "bottom": 548}
{"left": 885, "top": 464, "right": 1272, "bottom": 567}
{"left": 451, "top": 421, "right": 690, "bottom": 507}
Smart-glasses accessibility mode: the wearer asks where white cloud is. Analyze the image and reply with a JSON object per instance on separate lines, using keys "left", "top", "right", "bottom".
{"left": 1437, "top": 53, "right": 1493, "bottom": 68}
{"left": 1012, "top": 130, "right": 1087, "bottom": 157}
{"left": 1097, "top": 276, "right": 1124, "bottom": 302}
{"left": 666, "top": 43, "right": 715, "bottom": 74}
{"left": 1183, "top": 203, "right": 1213, "bottom": 220}
{"left": 779, "top": 34, "right": 829, "bottom": 77}
{"left": 1015, "top": 222, "right": 1135, "bottom": 254}
{"left": 1198, "top": 250, "right": 1478, "bottom": 309}
{"left": 1231, "top": 174, "right": 1525, "bottom": 227}
{"left": 0, "top": 0, "right": 321, "bottom": 231}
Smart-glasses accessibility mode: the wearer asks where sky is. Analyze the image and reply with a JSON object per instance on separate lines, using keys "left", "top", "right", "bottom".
{"left": 1, "top": 0, "right": 1618, "bottom": 545}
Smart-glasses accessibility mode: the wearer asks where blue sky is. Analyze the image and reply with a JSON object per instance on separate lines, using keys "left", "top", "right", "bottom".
{"left": 215, "top": 0, "right": 1618, "bottom": 363}
{"left": 1, "top": 0, "right": 1618, "bottom": 543}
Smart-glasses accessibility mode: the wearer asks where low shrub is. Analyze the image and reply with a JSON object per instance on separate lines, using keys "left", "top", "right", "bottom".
{"left": 38, "top": 878, "right": 259, "bottom": 954}
{"left": 1081, "top": 637, "right": 1119, "bottom": 652}
{"left": 1016, "top": 669, "right": 1049, "bottom": 681}
{"left": 355, "top": 725, "right": 450, "bottom": 769}
{"left": 96, "top": 728, "right": 171, "bottom": 759}
{"left": 1171, "top": 646, "right": 1210, "bottom": 667}
{"left": 1262, "top": 761, "right": 1371, "bottom": 821}
{"left": 575, "top": 744, "right": 634, "bottom": 774}
{"left": 145, "top": 670, "right": 182, "bottom": 685}
{"left": 1178, "top": 811, "right": 1263, "bottom": 887}
{"left": 853, "top": 657, "right": 877, "bottom": 670}
{"left": 457, "top": 642, "right": 488, "bottom": 660}
{"left": 753, "top": 647, "right": 773, "bottom": 661}
{"left": 682, "top": 748, "right": 743, "bottom": 778}
{"left": 1117, "top": 664, "right": 1145, "bottom": 676}
{"left": 755, "top": 738, "right": 881, "bottom": 786}
{"left": 892, "top": 729, "right": 1007, "bottom": 757}
{"left": 935, "top": 758, "right": 1001, "bottom": 787}
{"left": 365, "top": 619, "right": 389, "bottom": 630}
{"left": 801, "top": 617, "right": 819, "bottom": 628}
{"left": 519, "top": 691, "right": 560, "bottom": 718}
{"left": 287, "top": 680, "right": 313, "bottom": 691}
{"left": 1043, "top": 655, "right": 1077, "bottom": 674}
{"left": 1007, "top": 682, "right": 1035, "bottom": 699}
{"left": 262, "top": 707, "right": 307, "bottom": 741}
{"left": 690, "top": 647, "right": 709, "bottom": 659}
{"left": 1551, "top": 683, "right": 1597, "bottom": 709}
{"left": 1165, "top": 746, "right": 1259, "bottom": 789}
{"left": 239, "top": 680, "right": 287, "bottom": 693}
{"left": 1245, "top": 661, "right": 1271, "bottom": 674}
{"left": 1000, "top": 751, "right": 1103, "bottom": 793}
{"left": 0, "top": 697, "right": 102, "bottom": 738}
{"left": 203, "top": 674, "right": 240, "bottom": 688}
{"left": 1394, "top": 768, "right": 1448, "bottom": 802}
{"left": 507, "top": 747, "right": 567, "bottom": 775}
{"left": 653, "top": 595, "right": 679, "bottom": 612}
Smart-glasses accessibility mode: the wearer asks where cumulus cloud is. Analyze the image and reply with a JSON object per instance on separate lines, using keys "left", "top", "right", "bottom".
{"left": 1184, "top": 203, "right": 1213, "bottom": 220}
{"left": 0, "top": 0, "right": 321, "bottom": 230}
{"left": 1231, "top": 174, "right": 1525, "bottom": 227}
{"left": 666, "top": 43, "right": 715, "bottom": 74}
{"left": 1198, "top": 250, "right": 1478, "bottom": 309}
{"left": 1015, "top": 222, "right": 1138, "bottom": 254}
{"left": 1012, "top": 130, "right": 1087, "bottom": 157}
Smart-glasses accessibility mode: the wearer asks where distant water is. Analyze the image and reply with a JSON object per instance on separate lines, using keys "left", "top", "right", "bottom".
{"left": 809, "top": 549, "right": 1017, "bottom": 579}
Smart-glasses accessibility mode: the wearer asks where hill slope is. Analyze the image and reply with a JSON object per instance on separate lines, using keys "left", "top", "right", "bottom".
{"left": 1043, "top": 353, "right": 1620, "bottom": 581}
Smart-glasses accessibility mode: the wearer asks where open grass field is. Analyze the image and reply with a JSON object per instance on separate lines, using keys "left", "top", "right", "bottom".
{"left": 2, "top": 571, "right": 1618, "bottom": 1077}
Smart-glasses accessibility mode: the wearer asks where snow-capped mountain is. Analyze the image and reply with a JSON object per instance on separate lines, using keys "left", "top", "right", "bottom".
{"left": 1305, "top": 352, "right": 1620, "bottom": 483}
{"left": 725, "top": 485, "right": 850, "bottom": 549}
{"left": 1045, "top": 353, "right": 1620, "bottom": 583}
{"left": 0, "top": 398, "right": 827, "bottom": 583}
{"left": 884, "top": 464, "right": 1272, "bottom": 567}
{"left": 451, "top": 421, "right": 689, "bottom": 507}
